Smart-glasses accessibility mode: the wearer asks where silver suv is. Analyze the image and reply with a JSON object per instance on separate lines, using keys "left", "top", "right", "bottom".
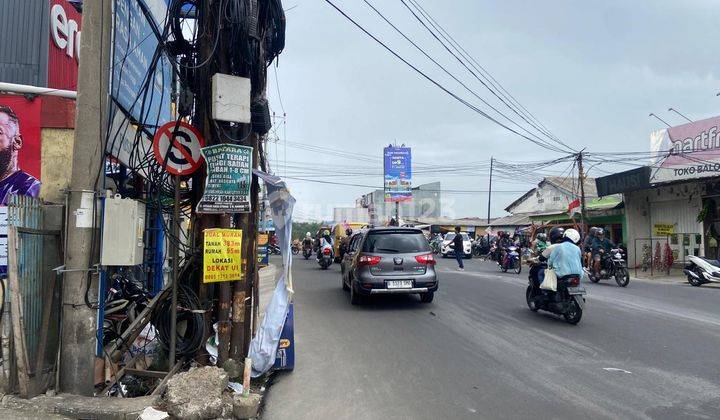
{"left": 340, "top": 227, "right": 438, "bottom": 305}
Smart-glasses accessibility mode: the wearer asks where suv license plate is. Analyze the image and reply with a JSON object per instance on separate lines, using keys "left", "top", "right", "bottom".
{"left": 387, "top": 280, "right": 413, "bottom": 289}
{"left": 567, "top": 286, "right": 586, "bottom": 295}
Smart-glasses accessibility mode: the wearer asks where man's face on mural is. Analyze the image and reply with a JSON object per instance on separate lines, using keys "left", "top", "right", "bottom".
{"left": 0, "top": 110, "right": 21, "bottom": 174}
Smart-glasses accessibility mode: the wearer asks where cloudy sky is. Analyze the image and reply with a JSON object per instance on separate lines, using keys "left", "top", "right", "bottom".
{"left": 266, "top": 0, "right": 720, "bottom": 221}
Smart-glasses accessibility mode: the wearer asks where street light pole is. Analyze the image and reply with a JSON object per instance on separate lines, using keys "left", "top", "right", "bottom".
{"left": 668, "top": 108, "right": 693, "bottom": 123}
{"left": 649, "top": 113, "right": 671, "bottom": 127}
{"left": 487, "top": 157, "right": 493, "bottom": 224}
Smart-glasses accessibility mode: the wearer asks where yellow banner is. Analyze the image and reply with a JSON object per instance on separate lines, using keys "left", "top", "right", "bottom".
{"left": 203, "top": 229, "right": 243, "bottom": 283}
{"left": 653, "top": 223, "right": 675, "bottom": 236}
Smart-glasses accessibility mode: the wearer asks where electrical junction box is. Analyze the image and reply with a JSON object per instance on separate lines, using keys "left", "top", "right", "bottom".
{"left": 211, "top": 73, "right": 251, "bottom": 123}
{"left": 101, "top": 195, "right": 146, "bottom": 266}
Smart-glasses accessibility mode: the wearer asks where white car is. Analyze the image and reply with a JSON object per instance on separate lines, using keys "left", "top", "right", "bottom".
{"left": 441, "top": 232, "right": 472, "bottom": 258}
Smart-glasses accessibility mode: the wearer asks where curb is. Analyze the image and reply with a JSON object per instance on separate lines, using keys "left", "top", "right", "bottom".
{"left": 1, "top": 394, "right": 159, "bottom": 420}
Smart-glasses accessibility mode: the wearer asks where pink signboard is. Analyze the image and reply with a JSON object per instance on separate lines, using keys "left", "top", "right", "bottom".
{"left": 650, "top": 115, "right": 720, "bottom": 183}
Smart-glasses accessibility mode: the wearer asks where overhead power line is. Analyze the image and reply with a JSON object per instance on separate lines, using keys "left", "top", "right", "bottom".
{"left": 322, "top": 0, "right": 574, "bottom": 154}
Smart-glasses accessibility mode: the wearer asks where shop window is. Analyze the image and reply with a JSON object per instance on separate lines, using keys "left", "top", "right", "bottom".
{"left": 538, "top": 198, "right": 544, "bottom": 203}
{"left": 553, "top": 196, "right": 561, "bottom": 202}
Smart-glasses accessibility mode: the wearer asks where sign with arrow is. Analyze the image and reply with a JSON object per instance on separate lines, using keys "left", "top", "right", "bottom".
{"left": 152, "top": 121, "right": 205, "bottom": 176}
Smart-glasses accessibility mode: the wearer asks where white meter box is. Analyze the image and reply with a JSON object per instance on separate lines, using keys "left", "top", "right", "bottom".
{"left": 211, "top": 73, "right": 251, "bottom": 123}
{"left": 101, "top": 195, "right": 146, "bottom": 266}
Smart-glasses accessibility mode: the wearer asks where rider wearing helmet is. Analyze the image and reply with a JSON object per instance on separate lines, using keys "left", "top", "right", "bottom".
{"left": 591, "top": 228, "right": 615, "bottom": 278}
{"left": 546, "top": 228, "right": 583, "bottom": 280}
{"left": 533, "top": 233, "right": 548, "bottom": 254}
{"left": 583, "top": 227, "right": 598, "bottom": 268}
{"left": 317, "top": 229, "right": 334, "bottom": 259}
{"left": 339, "top": 228, "right": 354, "bottom": 259}
{"left": 303, "top": 232, "right": 313, "bottom": 251}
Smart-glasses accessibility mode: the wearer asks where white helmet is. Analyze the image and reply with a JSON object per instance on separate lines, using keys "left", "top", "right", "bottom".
{"left": 564, "top": 228, "right": 580, "bottom": 244}
{"left": 306, "top": 232, "right": 311, "bottom": 237}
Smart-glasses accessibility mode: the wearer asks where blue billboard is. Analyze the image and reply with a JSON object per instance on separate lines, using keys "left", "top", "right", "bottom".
{"left": 111, "top": 0, "right": 173, "bottom": 132}
{"left": 383, "top": 146, "right": 412, "bottom": 202}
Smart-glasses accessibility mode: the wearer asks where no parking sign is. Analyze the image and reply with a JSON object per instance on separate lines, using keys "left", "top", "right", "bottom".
{"left": 152, "top": 121, "right": 205, "bottom": 176}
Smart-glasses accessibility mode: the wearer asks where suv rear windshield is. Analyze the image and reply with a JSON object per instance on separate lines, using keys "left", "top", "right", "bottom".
{"left": 362, "top": 231, "right": 431, "bottom": 254}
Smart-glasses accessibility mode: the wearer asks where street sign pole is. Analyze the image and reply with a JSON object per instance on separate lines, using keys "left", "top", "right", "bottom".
{"left": 169, "top": 175, "right": 180, "bottom": 367}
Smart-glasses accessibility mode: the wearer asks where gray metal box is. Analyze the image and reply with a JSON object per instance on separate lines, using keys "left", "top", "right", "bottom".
{"left": 101, "top": 195, "right": 146, "bottom": 266}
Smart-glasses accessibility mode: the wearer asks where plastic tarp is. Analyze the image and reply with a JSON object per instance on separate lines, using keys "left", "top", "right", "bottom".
{"left": 248, "top": 170, "right": 295, "bottom": 377}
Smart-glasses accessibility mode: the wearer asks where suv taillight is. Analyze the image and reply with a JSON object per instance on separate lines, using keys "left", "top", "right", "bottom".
{"left": 415, "top": 254, "right": 436, "bottom": 265}
{"left": 357, "top": 255, "right": 381, "bottom": 266}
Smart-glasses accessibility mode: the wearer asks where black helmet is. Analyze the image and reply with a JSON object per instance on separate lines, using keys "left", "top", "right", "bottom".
{"left": 536, "top": 233, "right": 547, "bottom": 242}
{"left": 548, "top": 227, "right": 565, "bottom": 244}
{"left": 346, "top": 228, "right": 353, "bottom": 236}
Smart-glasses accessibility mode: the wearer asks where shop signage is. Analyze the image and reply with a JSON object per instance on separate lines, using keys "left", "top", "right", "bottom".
{"left": 152, "top": 121, "right": 205, "bottom": 176}
{"left": 650, "top": 115, "right": 720, "bottom": 184}
{"left": 595, "top": 167, "right": 651, "bottom": 196}
{"left": 203, "top": 229, "right": 243, "bottom": 283}
{"left": 111, "top": 0, "right": 173, "bottom": 131}
{"left": 197, "top": 144, "right": 253, "bottom": 213}
{"left": 383, "top": 146, "right": 412, "bottom": 202}
{"left": 48, "top": 1, "right": 82, "bottom": 90}
{"left": 653, "top": 223, "right": 675, "bottom": 236}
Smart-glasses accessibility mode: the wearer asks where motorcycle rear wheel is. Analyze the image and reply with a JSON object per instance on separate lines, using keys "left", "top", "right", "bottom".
{"left": 514, "top": 260, "right": 522, "bottom": 274}
{"left": 615, "top": 267, "right": 630, "bottom": 287}
{"left": 563, "top": 299, "right": 583, "bottom": 325}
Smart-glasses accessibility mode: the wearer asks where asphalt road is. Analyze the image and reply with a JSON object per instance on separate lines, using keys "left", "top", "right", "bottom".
{"left": 261, "top": 256, "right": 720, "bottom": 420}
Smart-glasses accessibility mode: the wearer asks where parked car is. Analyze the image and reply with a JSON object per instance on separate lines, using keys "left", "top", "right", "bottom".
{"left": 441, "top": 232, "right": 472, "bottom": 258}
{"left": 340, "top": 227, "right": 438, "bottom": 304}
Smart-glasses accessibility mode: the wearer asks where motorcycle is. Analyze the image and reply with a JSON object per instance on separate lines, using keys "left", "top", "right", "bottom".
{"left": 268, "top": 244, "right": 282, "bottom": 255}
{"left": 526, "top": 264, "right": 586, "bottom": 325}
{"left": 684, "top": 255, "right": 720, "bottom": 287}
{"left": 499, "top": 246, "right": 521, "bottom": 274}
{"left": 587, "top": 248, "right": 629, "bottom": 287}
{"left": 291, "top": 243, "right": 300, "bottom": 255}
{"left": 318, "top": 242, "right": 334, "bottom": 270}
{"left": 302, "top": 241, "right": 313, "bottom": 260}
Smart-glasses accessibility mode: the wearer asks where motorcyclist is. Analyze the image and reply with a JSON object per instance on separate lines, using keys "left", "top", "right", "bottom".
{"left": 496, "top": 231, "right": 511, "bottom": 264}
{"left": 548, "top": 228, "right": 583, "bottom": 281}
{"left": 591, "top": 228, "right": 615, "bottom": 278}
{"left": 583, "top": 227, "right": 598, "bottom": 268}
{"left": 530, "top": 227, "right": 565, "bottom": 287}
{"left": 317, "top": 229, "right": 333, "bottom": 259}
{"left": 532, "top": 233, "right": 548, "bottom": 255}
{"left": 302, "top": 232, "right": 313, "bottom": 251}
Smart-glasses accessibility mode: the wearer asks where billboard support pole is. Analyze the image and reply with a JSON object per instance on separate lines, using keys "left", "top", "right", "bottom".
{"left": 60, "top": 0, "right": 111, "bottom": 395}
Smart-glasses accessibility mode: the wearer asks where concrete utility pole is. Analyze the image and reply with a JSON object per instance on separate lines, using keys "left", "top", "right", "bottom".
{"left": 60, "top": 0, "right": 111, "bottom": 395}
{"left": 577, "top": 152, "right": 588, "bottom": 233}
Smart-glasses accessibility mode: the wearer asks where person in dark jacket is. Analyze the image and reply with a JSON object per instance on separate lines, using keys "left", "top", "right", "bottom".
{"left": 451, "top": 226, "right": 465, "bottom": 270}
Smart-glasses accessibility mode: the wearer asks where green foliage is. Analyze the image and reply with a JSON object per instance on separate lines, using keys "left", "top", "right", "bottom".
{"left": 293, "top": 221, "right": 323, "bottom": 241}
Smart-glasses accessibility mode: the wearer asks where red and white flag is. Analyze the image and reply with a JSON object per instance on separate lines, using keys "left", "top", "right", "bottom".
{"left": 567, "top": 198, "right": 581, "bottom": 216}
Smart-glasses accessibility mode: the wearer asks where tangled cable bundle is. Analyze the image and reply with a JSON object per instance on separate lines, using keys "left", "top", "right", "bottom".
{"left": 152, "top": 285, "right": 205, "bottom": 358}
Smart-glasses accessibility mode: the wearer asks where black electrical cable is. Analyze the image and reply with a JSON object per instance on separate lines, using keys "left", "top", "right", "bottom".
{"left": 152, "top": 284, "right": 205, "bottom": 358}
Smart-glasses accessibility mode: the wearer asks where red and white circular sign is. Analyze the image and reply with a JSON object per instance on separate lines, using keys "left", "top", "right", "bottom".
{"left": 152, "top": 121, "right": 205, "bottom": 176}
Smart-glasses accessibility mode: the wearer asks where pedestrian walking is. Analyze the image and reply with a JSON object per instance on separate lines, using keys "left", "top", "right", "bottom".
{"left": 452, "top": 226, "right": 465, "bottom": 270}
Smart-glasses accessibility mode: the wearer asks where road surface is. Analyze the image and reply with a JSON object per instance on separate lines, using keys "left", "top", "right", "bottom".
{"left": 261, "top": 256, "right": 720, "bottom": 419}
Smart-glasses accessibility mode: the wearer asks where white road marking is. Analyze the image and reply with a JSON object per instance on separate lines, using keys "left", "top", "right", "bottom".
{"left": 603, "top": 367, "right": 633, "bottom": 374}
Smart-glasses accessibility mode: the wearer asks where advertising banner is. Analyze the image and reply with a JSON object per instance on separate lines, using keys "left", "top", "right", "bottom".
{"left": 0, "top": 96, "right": 43, "bottom": 274}
{"left": 258, "top": 233, "right": 269, "bottom": 266}
{"left": 650, "top": 116, "right": 720, "bottom": 183}
{"left": 197, "top": 144, "right": 253, "bottom": 213}
{"left": 111, "top": 0, "right": 173, "bottom": 131}
{"left": 203, "top": 229, "right": 243, "bottom": 283}
{"left": 383, "top": 146, "right": 412, "bottom": 202}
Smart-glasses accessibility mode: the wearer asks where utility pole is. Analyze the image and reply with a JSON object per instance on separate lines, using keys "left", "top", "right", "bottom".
{"left": 486, "top": 157, "right": 493, "bottom": 224}
{"left": 395, "top": 201, "right": 400, "bottom": 225}
{"left": 60, "top": 0, "right": 111, "bottom": 395}
{"left": 577, "top": 151, "right": 588, "bottom": 233}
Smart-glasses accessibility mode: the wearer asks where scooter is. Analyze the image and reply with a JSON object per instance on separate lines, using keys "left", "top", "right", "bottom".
{"left": 318, "top": 243, "right": 334, "bottom": 270}
{"left": 302, "top": 244, "right": 313, "bottom": 260}
{"left": 526, "top": 264, "right": 586, "bottom": 325}
{"left": 499, "top": 246, "right": 521, "bottom": 274}
{"left": 586, "top": 248, "right": 630, "bottom": 287}
{"left": 684, "top": 255, "right": 720, "bottom": 287}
